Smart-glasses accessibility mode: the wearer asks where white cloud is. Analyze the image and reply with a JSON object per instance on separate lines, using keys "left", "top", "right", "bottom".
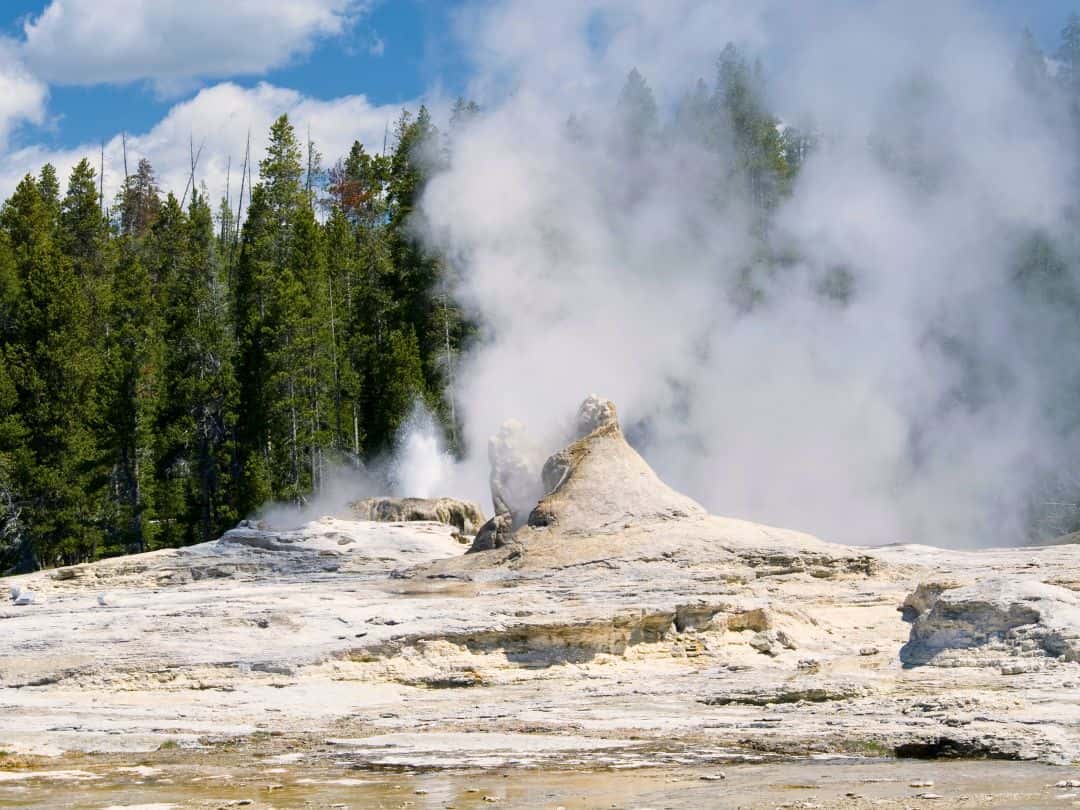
{"left": 21, "top": 0, "right": 371, "bottom": 87}
{"left": 0, "top": 80, "right": 413, "bottom": 213}
{"left": 0, "top": 38, "right": 47, "bottom": 149}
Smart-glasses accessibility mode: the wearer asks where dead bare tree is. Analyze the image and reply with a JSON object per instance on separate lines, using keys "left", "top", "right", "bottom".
{"left": 221, "top": 155, "right": 232, "bottom": 243}
{"left": 98, "top": 140, "right": 105, "bottom": 216}
{"left": 234, "top": 130, "right": 251, "bottom": 244}
{"left": 180, "top": 135, "right": 206, "bottom": 209}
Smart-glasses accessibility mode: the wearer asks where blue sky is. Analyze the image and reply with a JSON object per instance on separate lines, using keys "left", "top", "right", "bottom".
{"left": 0, "top": 0, "right": 1076, "bottom": 206}
{"left": 3, "top": 1, "right": 1077, "bottom": 154}
{"left": 1, "top": 0, "right": 470, "bottom": 151}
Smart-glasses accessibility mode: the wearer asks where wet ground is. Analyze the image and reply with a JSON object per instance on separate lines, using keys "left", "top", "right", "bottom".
{"left": 2, "top": 748, "right": 1079, "bottom": 810}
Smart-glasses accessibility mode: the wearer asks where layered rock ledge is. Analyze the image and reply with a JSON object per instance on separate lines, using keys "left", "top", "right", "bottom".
{"left": 2, "top": 396, "right": 1080, "bottom": 772}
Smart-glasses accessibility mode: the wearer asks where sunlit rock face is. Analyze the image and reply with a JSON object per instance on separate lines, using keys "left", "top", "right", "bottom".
{"left": 900, "top": 578, "right": 1080, "bottom": 667}
{"left": 4, "top": 396, "right": 1080, "bottom": 769}
{"left": 471, "top": 395, "right": 704, "bottom": 553}
{"left": 349, "top": 496, "right": 486, "bottom": 536}
{"left": 526, "top": 394, "right": 705, "bottom": 534}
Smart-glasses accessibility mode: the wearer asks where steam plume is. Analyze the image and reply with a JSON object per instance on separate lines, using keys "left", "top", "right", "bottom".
{"left": 414, "top": 0, "right": 1080, "bottom": 548}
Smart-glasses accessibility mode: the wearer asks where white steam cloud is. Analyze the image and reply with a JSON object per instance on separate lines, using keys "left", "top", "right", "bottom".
{"left": 410, "top": 0, "right": 1080, "bottom": 548}
{"left": 257, "top": 400, "right": 457, "bottom": 530}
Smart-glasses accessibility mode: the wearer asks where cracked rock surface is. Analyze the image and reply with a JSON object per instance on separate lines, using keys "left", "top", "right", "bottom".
{"left": 2, "top": 397, "right": 1080, "bottom": 773}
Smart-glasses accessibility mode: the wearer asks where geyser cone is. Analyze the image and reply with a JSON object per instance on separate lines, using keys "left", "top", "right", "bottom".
{"left": 527, "top": 395, "right": 705, "bottom": 534}
{"left": 472, "top": 395, "right": 704, "bottom": 552}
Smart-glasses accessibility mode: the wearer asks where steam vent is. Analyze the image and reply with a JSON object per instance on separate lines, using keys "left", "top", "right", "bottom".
{"left": 472, "top": 394, "right": 704, "bottom": 552}
{"left": 4, "top": 394, "right": 1080, "bottom": 790}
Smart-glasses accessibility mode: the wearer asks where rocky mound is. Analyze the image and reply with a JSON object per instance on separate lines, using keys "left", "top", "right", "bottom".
{"left": 471, "top": 395, "right": 704, "bottom": 552}
{"left": 349, "top": 497, "right": 485, "bottom": 536}
{"left": 901, "top": 577, "right": 1080, "bottom": 667}
{"left": 8, "top": 393, "right": 1080, "bottom": 768}
{"left": 526, "top": 395, "right": 705, "bottom": 533}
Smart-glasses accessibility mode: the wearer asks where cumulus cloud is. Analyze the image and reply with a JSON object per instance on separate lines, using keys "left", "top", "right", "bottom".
{"left": 0, "top": 80, "right": 410, "bottom": 213}
{"left": 417, "top": 0, "right": 1080, "bottom": 548}
{"left": 21, "top": 0, "right": 371, "bottom": 88}
{"left": 0, "top": 38, "right": 47, "bottom": 149}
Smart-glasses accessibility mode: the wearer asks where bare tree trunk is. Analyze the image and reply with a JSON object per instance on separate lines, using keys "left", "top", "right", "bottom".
{"left": 181, "top": 136, "right": 205, "bottom": 208}
{"left": 99, "top": 140, "right": 105, "bottom": 216}
{"left": 290, "top": 376, "right": 299, "bottom": 494}
{"left": 328, "top": 273, "right": 341, "bottom": 445}
{"left": 443, "top": 295, "right": 457, "bottom": 448}
{"left": 132, "top": 451, "right": 144, "bottom": 554}
{"left": 235, "top": 131, "right": 250, "bottom": 243}
{"left": 353, "top": 404, "right": 360, "bottom": 459}
{"left": 222, "top": 155, "right": 232, "bottom": 244}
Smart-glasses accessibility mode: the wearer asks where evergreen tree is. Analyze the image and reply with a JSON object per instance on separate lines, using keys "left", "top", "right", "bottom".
{"left": 1, "top": 175, "right": 102, "bottom": 568}
{"left": 0, "top": 229, "right": 26, "bottom": 572}
{"left": 714, "top": 44, "right": 792, "bottom": 209}
{"left": 385, "top": 106, "right": 468, "bottom": 445}
{"left": 103, "top": 239, "right": 162, "bottom": 554}
{"left": 155, "top": 193, "right": 238, "bottom": 545}
{"left": 1059, "top": 13, "right": 1080, "bottom": 94}
{"left": 118, "top": 158, "right": 162, "bottom": 238}
{"left": 1016, "top": 28, "right": 1050, "bottom": 97}
{"left": 616, "top": 68, "right": 659, "bottom": 148}
{"left": 235, "top": 115, "right": 336, "bottom": 506}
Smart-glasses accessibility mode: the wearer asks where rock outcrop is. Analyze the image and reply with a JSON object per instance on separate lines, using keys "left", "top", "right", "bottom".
{"left": 349, "top": 496, "right": 485, "bottom": 536}
{"left": 468, "top": 395, "right": 704, "bottom": 554}
{"left": 5, "top": 394, "right": 1080, "bottom": 772}
{"left": 901, "top": 577, "right": 1080, "bottom": 666}
{"left": 526, "top": 394, "right": 704, "bottom": 533}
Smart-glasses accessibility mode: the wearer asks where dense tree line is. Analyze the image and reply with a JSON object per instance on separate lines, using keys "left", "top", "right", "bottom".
{"left": 0, "top": 107, "right": 471, "bottom": 571}
{"left": 4, "top": 14, "right": 1080, "bottom": 571}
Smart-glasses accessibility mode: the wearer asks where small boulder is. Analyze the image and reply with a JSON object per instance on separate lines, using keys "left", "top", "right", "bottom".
{"left": 470, "top": 512, "right": 514, "bottom": 553}
{"left": 350, "top": 497, "right": 486, "bottom": 536}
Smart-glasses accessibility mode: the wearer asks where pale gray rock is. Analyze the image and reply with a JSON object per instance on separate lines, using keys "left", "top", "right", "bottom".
{"left": 4, "top": 396, "right": 1080, "bottom": 769}
{"left": 349, "top": 496, "right": 486, "bottom": 536}
{"left": 901, "top": 578, "right": 1080, "bottom": 666}
{"left": 527, "top": 395, "right": 705, "bottom": 534}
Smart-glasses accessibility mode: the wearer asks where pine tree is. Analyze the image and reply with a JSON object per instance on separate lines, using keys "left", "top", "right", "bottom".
{"left": 1, "top": 175, "right": 103, "bottom": 567}
{"left": 714, "top": 44, "right": 792, "bottom": 209}
{"left": 1059, "top": 13, "right": 1080, "bottom": 94}
{"left": 1016, "top": 28, "right": 1050, "bottom": 97}
{"left": 616, "top": 68, "right": 659, "bottom": 148}
{"left": 118, "top": 158, "right": 162, "bottom": 238}
{"left": 0, "top": 229, "right": 27, "bottom": 572}
{"left": 154, "top": 193, "right": 238, "bottom": 545}
{"left": 103, "top": 239, "right": 162, "bottom": 554}
{"left": 235, "top": 115, "right": 336, "bottom": 506}
{"left": 385, "top": 106, "right": 466, "bottom": 440}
